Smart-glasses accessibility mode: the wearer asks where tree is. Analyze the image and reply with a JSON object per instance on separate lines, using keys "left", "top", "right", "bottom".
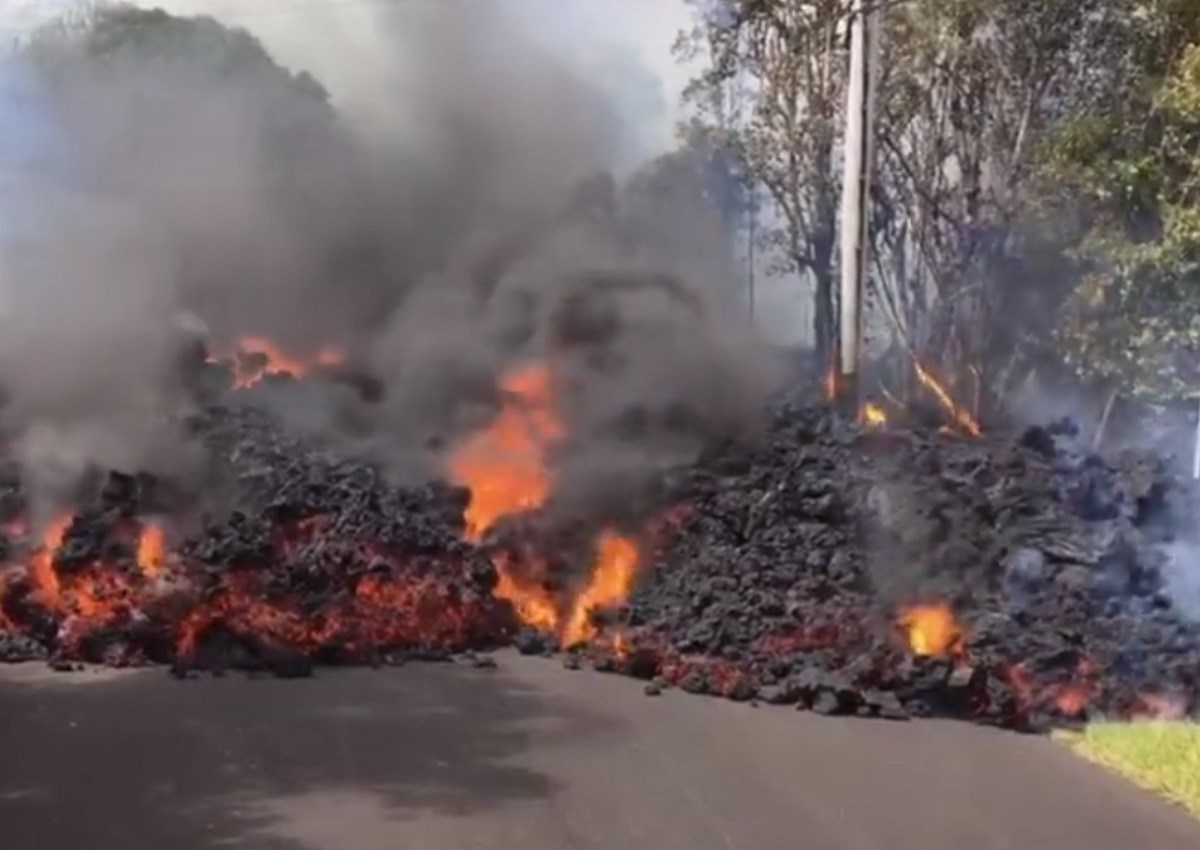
{"left": 679, "top": 0, "right": 845, "bottom": 365}
{"left": 867, "top": 0, "right": 1123, "bottom": 404}
{"left": 679, "top": 0, "right": 1193, "bottom": 412}
{"left": 1043, "top": 2, "right": 1200, "bottom": 400}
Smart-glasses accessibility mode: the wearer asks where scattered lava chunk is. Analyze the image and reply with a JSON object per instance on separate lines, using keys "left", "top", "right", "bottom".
{"left": 0, "top": 407, "right": 507, "bottom": 672}
{"left": 1, "top": 367, "right": 1199, "bottom": 735}
{"left": 584, "top": 400, "right": 1200, "bottom": 730}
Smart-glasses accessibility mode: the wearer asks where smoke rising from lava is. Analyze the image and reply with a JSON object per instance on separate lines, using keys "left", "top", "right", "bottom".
{"left": 0, "top": 1, "right": 781, "bottom": 517}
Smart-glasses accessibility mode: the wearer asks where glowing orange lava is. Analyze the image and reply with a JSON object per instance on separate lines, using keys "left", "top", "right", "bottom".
{"left": 137, "top": 523, "right": 165, "bottom": 579}
{"left": 490, "top": 552, "right": 559, "bottom": 634}
{"left": 448, "top": 363, "right": 563, "bottom": 541}
{"left": 562, "top": 531, "right": 639, "bottom": 647}
{"left": 898, "top": 601, "right": 963, "bottom": 656}
{"left": 220, "top": 337, "right": 344, "bottom": 389}
{"left": 29, "top": 515, "right": 71, "bottom": 612}
{"left": 447, "top": 363, "right": 641, "bottom": 648}
{"left": 174, "top": 564, "right": 484, "bottom": 659}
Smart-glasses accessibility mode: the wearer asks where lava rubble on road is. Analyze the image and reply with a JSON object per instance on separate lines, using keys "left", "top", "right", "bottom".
{"left": 0, "top": 375, "right": 1198, "bottom": 732}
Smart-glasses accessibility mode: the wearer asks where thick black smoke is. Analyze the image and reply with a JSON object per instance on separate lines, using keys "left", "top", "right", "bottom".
{"left": 0, "top": 2, "right": 782, "bottom": 517}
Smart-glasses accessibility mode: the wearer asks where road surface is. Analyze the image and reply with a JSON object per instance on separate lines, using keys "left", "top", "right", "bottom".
{"left": 0, "top": 653, "right": 1196, "bottom": 850}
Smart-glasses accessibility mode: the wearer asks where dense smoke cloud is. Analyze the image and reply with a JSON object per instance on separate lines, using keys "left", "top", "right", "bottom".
{"left": 0, "top": 0, "right": 781, "bottom": 516}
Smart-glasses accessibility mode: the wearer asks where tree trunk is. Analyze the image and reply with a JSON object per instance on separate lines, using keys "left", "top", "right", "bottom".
{"left": 810, "top": 192, "right": 837, "bottom": 367}
{"left": 813, "top": 261, "right": 836, "bottom": 368}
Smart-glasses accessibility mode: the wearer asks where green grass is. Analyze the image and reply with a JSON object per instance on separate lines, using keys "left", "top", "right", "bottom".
{"left": 1061, "top": 722, "right": 1200, "bottom": 819}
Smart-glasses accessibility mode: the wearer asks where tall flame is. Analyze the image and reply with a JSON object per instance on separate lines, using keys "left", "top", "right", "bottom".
{"left": 562, "top": 531, "right": 639, "bottom": 647}
{"left": 447, "top": 363, "right": 639, "bottom": 647}
{"left": 30, "top": 515, "right": 70, "bottom": 611}
{"left": 448, "top": 363, "right": 562, "bottom": 541}
{"left": 137, "top": 523, "right": 165, "bottom": 579}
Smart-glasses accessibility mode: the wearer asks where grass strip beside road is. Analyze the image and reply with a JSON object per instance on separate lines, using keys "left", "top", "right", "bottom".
{"left": 1061, "top": 722, "right": 1200, "bottom": 820}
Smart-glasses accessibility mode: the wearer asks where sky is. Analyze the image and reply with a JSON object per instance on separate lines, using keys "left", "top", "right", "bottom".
{"left": 0, "top": 0, "right": 698, "bottom": 160}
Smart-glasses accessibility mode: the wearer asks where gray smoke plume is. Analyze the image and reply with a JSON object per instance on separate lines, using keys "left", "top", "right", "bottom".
{"left": 0, "top": 1, "right": 782, "bottom": 516}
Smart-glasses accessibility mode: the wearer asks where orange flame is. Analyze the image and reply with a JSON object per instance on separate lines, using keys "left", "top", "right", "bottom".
{"left": 562, "top": 531, "right": 639, "bottom": 647}
{"left": 447, "top": 364, "right": 641, "bottom": 648}
{"left": 913, "top": 361, "right": 981, "bottom": 437}
{"left": 860, "top": 402, "right": 886, "bottom": 427}
{"left": 898, "top": 601, "right": 962, "bottom": 656}
{"left": 221, "top": 337, "right": 344, "bottom": 389}
{"left": 448, "top": 363, "right": 563, "bottom": 541}
{"left": 136, "top": 523, "right": 165, "bottom": 579}
{"left": 30, "top": 515, "right": 70, "bottom": 611}
{"left": 447, "top": 363, "right": 570, "bottom": 637}
{"left": 823, "top": 366, "right": 837, "bottom": 401}
{"left": 490, "top": 552, "right": 559, "bottom": 634}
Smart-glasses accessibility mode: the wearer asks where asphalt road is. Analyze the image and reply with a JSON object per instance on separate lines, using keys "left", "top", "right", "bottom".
{"left": 0, "top": 654, "right": 1197, "bottom": 850}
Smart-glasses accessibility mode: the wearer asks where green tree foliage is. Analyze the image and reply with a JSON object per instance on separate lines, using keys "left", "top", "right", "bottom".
{"left": 866, "top": 0, "right": 1130, "bottom": 405}
{"left": 1046, "top": 3, "right": 1200, "bottom": 399}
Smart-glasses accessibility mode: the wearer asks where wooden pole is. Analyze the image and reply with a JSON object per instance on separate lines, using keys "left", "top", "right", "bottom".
{"left": 837, "top": 0, "right": 879, "bottom": 414}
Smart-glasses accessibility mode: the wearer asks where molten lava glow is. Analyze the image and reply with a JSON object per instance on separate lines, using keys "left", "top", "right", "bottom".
{"left": 1006, "top": 657, "right": 1100, "bottom": 719}
{"left": 913, "top": 361, "right": 982, "bottom": 437}
{"left": 225, "top": 337, "right": 344, "bottom": 389}
{"left": 860, "top": 403, "right": 887, "bottom": 427}
{"left": 562, "top": 531, "right": 639, "bottom": 647}
{"left": 30, "top": 515, "right": 70, "bottom": 611}
{"left": 448, "top": 363, "right": 563, "bottom": 541}
{"left": 137, "top": 523, "right": 165, "bottom": 579}
{"left": 899, "top": 602, "right": 962, "bottom": 656}
{"left": 490, "top": 553, "right": 559, "bottom": 634}
{"left": 175, "top": 565, "right": 485, "bottom": 659}
{"left": 447, "top": 364, "right": 640, "bottom": 647}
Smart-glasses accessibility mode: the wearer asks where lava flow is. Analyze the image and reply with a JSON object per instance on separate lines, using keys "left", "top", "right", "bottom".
{"left": 8, "top": 515, "right": 170, "bottom": 656}
{"left": 448, "top": 362, "right": 641, "bottom": 647}
{"left": 212, "top": 336, "right": 344, "bottom": 389}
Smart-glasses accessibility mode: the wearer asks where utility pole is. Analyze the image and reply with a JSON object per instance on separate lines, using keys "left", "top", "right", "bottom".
{"left": 836, "top": 0, "right": 880, "bottom": 414}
